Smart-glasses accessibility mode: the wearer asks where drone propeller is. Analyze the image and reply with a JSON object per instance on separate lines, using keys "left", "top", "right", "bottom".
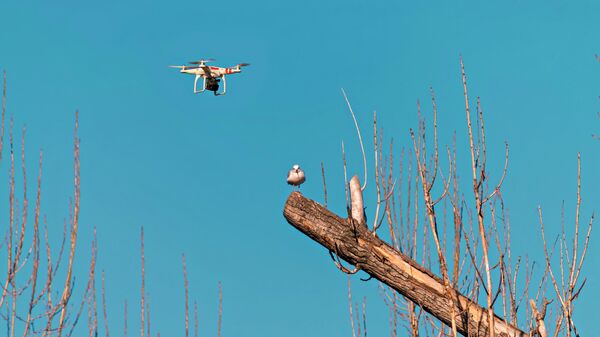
{"left": 189, "top": 58, "right": 216, "bottom": 65}
{"left": 237, "top": 63, "right": 251, "bottom": 67}
{"left": 169, "top": 65, "right": 199, "bottom": 70}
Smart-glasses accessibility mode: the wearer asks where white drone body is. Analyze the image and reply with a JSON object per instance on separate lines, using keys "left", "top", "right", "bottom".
{"left": 170, "top": 59, "right": 250, "bottom": 96}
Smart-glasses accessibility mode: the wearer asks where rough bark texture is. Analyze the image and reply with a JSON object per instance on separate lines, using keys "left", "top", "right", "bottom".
{"left": 283, "top": 192, "right": 529, "bottom": 337}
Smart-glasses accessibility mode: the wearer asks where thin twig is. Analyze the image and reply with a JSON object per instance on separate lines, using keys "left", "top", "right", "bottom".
{"left": 182, "top": 254, "right": 189, "bottom": 337}
{"left": 102, "top": 271, "right": 109, "bottom": 337}
{"left": 321, "top": 162, "right": 328, "bottom": 207}
{"left": 194, "top": 301, "right": 198, "bottom": 337}
{"left": 217, "top": 282, "right": 222, "bottom": 337}
{"left": 140, "top": 227, "right": 145, "bottom": 337}
{"left": 341, "top": 88, "right": 367, "bottom": 191}
{"left": 56, "top": 112, "right": 81, "bottom": 337}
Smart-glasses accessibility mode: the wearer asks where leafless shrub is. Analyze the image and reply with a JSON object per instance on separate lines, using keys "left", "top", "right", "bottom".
{"left": 0, "top": 74, "right": 223, "bottom": 337}
{"left": 334, "top": 59, "right": 592, "bottom": 337}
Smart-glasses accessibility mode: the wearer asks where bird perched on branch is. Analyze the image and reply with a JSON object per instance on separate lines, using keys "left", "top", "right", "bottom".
{"left": 287, "top": 164, "right": 306, "bottom": 189}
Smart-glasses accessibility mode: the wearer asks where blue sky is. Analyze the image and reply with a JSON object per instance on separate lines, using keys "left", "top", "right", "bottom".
{"left": 0, "top": 1, "right": 598, "bottom": 336}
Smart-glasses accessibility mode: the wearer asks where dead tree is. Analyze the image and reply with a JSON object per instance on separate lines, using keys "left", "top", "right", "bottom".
{"left": 283, "top": 60, "right": 592, "bottom": 337}
{"left": 284, "top": 191, "right": 526, "bottom": 337}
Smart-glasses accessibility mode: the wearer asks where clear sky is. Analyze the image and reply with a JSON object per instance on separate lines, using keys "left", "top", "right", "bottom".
{"left": 0, "top": 1, "right": 598, "bottom": 336}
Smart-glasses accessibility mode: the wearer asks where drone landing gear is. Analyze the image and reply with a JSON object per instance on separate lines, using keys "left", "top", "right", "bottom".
{"left": 211, "top": 76, "right": 227, "bottom": 96}
{"left": 193, "top": 75, "right": 206, "bottom": 94}
{"left": 193, "top": 76, "right": 227, "bottom": 96}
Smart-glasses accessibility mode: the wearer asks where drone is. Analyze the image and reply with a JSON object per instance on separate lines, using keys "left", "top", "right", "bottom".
{"left": 169, "top": 59, "right": 250, "bottom": 96}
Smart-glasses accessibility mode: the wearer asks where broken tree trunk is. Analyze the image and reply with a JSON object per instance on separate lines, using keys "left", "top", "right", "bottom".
{"left": 283, "top": 192, "right": 529, "bottom": 337}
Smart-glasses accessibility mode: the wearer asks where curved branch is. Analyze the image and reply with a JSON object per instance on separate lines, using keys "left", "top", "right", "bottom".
{"left": 341, "top": 89, "right": 367, "bottom": 192}
{"left": 432, "top": 147, "right": 454, "bottom": 206}
{"left": 483, "top": 142, "right": 509, "bottom": 204}
{"left": 330, "top": 247, "right": 360, "bottom": 275}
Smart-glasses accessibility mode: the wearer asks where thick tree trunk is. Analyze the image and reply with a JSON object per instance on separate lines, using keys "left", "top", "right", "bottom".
{"left": 283, "top": 192, "right": 528, "bottom": 337}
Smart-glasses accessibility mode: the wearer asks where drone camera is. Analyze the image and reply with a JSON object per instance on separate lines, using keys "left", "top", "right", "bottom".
{"left": 206, "top": 77, "right": 221, "bottom": 92}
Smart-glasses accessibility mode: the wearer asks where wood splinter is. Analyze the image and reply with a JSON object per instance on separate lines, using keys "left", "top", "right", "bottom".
{"left": 349, "top": 175, "right": 366, "bottom": 226}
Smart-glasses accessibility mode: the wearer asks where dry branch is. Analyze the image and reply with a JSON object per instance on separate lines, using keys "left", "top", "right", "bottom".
{"left": 283, "top": 192, "right": 529, "bottom": 337}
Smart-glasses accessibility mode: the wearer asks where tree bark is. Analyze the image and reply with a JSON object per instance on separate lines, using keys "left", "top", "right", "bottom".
{"left": 283, "top": 192, "right": 529, "bottom": 337}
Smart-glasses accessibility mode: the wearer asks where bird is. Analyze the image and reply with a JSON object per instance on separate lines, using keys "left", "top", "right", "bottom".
{"left": 287, "top": 164, "right": 306, "bottom": 189}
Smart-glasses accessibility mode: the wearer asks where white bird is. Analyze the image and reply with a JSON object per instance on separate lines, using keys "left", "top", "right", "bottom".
{"left": 287, "top": 164, "right": 306, "bottom": 189}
